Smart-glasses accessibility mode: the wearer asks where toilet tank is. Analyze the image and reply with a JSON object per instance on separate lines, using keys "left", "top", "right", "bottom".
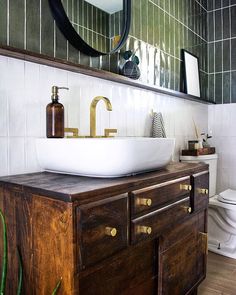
{"left": 180, "top": 154, "right": 218, "bottom": 197}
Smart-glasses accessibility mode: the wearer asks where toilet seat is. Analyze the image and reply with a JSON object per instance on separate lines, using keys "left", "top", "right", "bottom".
{"left": 210, "top": 195, "right": 236, "bottom": 211}
{"left": 217, "top": 189, "right": 236, "bottom": 205}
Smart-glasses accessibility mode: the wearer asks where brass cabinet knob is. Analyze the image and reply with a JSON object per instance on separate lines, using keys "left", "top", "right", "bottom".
{"left": 105, "top": 227, "right": 117, "bottom": 237}
{"left": 180, "top": 184, "right": 192, "bottom": 191}
{"left": 197, "top": 188, "right": 209, "bottom": 195}
{"left": 182, "top": 206, "right": 192, "bottom": 214}
{"left": 136, "top": 198, "right": 152, "bottom": 207}
{"left": 136, "top": 225, "right": 152, "bottom": 235}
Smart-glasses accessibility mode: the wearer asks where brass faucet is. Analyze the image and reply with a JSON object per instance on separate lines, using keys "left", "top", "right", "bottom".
{"left": 90, "top": 96, "right": 117, "bottom": 138}
{"left": 64, "top": 96, "right": 117, "bottom": 138}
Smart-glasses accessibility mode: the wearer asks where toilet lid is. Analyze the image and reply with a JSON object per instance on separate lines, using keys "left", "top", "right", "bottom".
{"left": 217, "top": 189, "right": 236, "bottom": 205}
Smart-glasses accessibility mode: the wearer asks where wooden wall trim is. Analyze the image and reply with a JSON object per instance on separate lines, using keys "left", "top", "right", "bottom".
{"left": 0, "top": 45, "right": 215, "bottom": 105}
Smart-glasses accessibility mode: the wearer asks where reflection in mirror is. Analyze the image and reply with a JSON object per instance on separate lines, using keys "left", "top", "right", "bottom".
{"left": 62, "top": 0, "right": 123, "bottom": 53}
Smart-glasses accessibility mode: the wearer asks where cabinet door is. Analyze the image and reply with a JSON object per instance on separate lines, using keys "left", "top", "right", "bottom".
{"left": 158, "top": 212, "right": 207, "bottom": 295}
{"left": 192, "top": 171, "right": 209, "bottom": 212}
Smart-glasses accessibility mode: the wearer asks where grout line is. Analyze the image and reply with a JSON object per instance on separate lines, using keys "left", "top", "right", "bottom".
{"left": 230, "top": 3, "right": 232, "bottom": 103}
{"left": 208, "top": 69, "right": 236, "bottom": 74}
{"left": 39, "top": 0, "right": 42, "bottom": 54}
{"left": 53, "top": 21, "right": 56, "bottom": 58}
{"left": 7, "top": 0, "right": 9, "bottom": 46}
{"left": 208, "top": 35, "right": 236, "bottom": 43}
{"left": 213, "top": 2, "right": 216, "bottom": 102}
{"left": 207, "top": 3, "right": 236, "bottom": 13}
{"left": 221, "top": 0, "right": 223, "bottom": 104}
{"left": 24, "top": 0, "right": 27, "bottom": 50}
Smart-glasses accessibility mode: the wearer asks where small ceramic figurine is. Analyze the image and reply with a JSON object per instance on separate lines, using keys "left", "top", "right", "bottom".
{"left": 120, "top": 50, "right": 141, "bottom": 80}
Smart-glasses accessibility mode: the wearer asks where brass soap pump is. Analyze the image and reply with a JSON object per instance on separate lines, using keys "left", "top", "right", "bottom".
{"left": 46, "top": 86, "right": 69, "bottom": 138}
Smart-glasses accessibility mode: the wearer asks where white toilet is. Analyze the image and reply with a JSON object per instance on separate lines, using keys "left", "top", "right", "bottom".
{"left": 180, "top": 154, "right": 236, "bottom": 259}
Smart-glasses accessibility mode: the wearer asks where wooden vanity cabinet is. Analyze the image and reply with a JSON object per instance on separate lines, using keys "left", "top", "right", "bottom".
{"left": 0, "top": 162, "right": 209, "bottom": 295}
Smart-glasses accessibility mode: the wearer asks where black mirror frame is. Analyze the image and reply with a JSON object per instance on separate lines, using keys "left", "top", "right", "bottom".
{"left": 48, "top": 0, "right": 131, "bottom": 57}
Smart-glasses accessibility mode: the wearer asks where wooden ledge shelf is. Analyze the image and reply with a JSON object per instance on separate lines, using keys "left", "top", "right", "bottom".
{"left": 0, "top": 45, "right": 215, "bottom": 105}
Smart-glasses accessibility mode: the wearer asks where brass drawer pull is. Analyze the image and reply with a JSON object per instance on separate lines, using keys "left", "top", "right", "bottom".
{"left": 182, "top": 206, "right": 192, "bottom": 214}
{"left": 199, "top": 232, "right": 208, "bottom": 255}
{"left": 197, "top": 188, "right": 209, "bottom": 195}
{"left": 136, "top": 226, "right": 152, "bottom": 235}
{"left": 136, "top": 198, "right": 152, "bottom": 207}
{"left": 180, "top": 184, "right": 192, "bottom": 191}
{"left": 105, "top": 227, "right": 117, "bottom": 237}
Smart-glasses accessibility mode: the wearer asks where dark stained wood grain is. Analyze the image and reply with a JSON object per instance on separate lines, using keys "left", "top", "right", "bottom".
{"left": 32, "top": 196, "right": 75, "bottom": 294}
{"left": 0, "top": 162, "right": 209, "bottom": 204}
{"left": 79, "top": 240, "right": 158, "bottom": 295}
{"left": 0, "top": 189, "right": 76, "bottom": 294}
{"left": 158, "top": 211, "right": 207, "bottom": 295}
{"left": 0, "top": 45, "right": 215, "bottom": 105}
{"left": 15, "top": 191, "right": 34, "bottom": 295}
{"left": 77, "top": 195, "right": 129, "bottom": 269}
{"left": 131, "top": 176, "right": 191, "bottom": 216}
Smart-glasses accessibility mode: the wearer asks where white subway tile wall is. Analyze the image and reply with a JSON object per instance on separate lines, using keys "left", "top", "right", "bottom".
{"left": 208, "top": 104, "right": 236, "bottom": 193}
{"left": 0, "top": 55, "right": 208, "bottom": 177}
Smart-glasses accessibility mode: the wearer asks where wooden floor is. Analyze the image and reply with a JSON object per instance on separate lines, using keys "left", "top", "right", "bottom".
{"left": 198, "top": 251, "right": 236, "bottom": 295}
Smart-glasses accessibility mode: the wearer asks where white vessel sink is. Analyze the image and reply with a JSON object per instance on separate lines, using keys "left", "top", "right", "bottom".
{"left": 36, "top": 137, "right": 175, "bottom": 178}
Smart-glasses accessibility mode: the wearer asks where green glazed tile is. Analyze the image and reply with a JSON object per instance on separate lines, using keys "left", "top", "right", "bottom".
{"left": 170, "top": 56, "right": 175, "bottom": 89}
{"left": 79, "top": 50, "right": 90, "bottom": 66}
{"left": 159, "top": 9, "right": 164, "bottom": 51}
{"left": 154, "top": 5, "right": 160, "bottom": 49}
{"left": 9, "top": 0, "right": 25, "bottom": 49}
{"left": 68, "top": 43, "right": 79, "bottom": 63}
{"left": 141, "top": 0, "right": 147, "bottom": 43}
{"left": 148, "top": 2, "right": 154, "bottom": 45}
{"left": 164, "top": 13, "right": 170, "bottom": 54}
{"left": 223, "top": 72, "right": 230, "bottom": 104}
{"left": 0, "top": 0, "right": 7, "bottom": 45}
{"left": 41, "top": 0, "right": 54, "bottom": 56}
{"left": 55, "top": 27, "right": 67, "bottom": 60}
{"left": 215, "top": 73, "right": 223, "bottom": 104}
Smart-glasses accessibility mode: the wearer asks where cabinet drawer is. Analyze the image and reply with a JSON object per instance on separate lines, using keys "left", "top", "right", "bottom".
{"left": 131, "top": 196, "right": 191, "bottom": 244}
{"left": 77, "top": 195, "right": 128, "bottom": 269}
{"left": 131, "top": 176, "right": 191, "bottom": 216}
{"left": 192, "top": 171, "right": 209, "bottom": 212}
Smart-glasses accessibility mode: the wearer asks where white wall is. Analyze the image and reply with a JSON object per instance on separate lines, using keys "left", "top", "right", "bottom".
{"left": 208, "top": 104, "right": 236, "bottom": 193}
{"left": 0, "top": 55, "right": 208, "bottom": 177}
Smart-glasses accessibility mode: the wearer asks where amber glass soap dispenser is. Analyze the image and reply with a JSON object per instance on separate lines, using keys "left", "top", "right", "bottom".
{"left": 46, "top": 86, "right": 69, "bottom": 138}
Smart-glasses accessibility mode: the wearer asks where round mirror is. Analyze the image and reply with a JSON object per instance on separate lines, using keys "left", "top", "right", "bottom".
{"left": 49, "top": 0, "right": 131, "bottom": 57}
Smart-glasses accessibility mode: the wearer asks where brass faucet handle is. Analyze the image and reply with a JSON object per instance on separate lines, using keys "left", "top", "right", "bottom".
{"left": 104, "top": 128, "right": 118, "bottom": 138}
{"left": 64, "top": 128, "right": 79, "bottom": 138}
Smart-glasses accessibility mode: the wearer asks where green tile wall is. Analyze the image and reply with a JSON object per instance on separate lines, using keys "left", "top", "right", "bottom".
{"left": 207, "top": 0, "right": 236, "bottom": 104}
{"left": 0, "top": 0, "right": 208, "bottom": 98}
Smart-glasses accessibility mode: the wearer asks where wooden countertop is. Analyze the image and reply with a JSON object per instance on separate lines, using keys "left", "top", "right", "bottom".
{"left": 0, "top": 162, "right": 208, "bottom": 203}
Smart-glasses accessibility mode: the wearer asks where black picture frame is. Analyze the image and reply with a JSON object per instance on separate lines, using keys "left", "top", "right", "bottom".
{"left": 182, "top": 49, "right": 201, "bottom": 98}
{"left": 48, "top": 0, "right": 131, "bottom": 57}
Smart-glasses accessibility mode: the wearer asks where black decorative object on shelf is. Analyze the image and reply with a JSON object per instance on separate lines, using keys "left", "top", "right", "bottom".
{"left": 120, "top": 50, "right": 141, "bottom": 80}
